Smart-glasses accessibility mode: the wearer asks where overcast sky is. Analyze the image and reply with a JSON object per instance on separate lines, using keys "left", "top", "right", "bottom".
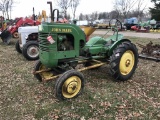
{"left": 11, "top": 0, "right": 152, "bottom": 19}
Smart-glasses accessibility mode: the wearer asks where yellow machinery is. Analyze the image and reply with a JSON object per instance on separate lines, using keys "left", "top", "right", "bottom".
{"left": 80, "top": 26, "right": 96, "bottom": 41}
{"left": 96, "top": 23, "right": 109, "bottom": 29}
{"left": 37, "top": 10, "right": 47, "bottom": 22}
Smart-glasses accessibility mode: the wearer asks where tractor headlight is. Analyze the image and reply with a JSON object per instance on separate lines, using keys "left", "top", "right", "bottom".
{"left": 38, "top": 25, "right": 42, "bottom": 31}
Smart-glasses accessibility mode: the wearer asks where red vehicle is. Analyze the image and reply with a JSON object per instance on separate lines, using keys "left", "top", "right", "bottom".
{"left": 1, "top": 17, "right": 41, "bottom": 44}
{"left": 131, "top": 25, "right": 138, "bottom": 31}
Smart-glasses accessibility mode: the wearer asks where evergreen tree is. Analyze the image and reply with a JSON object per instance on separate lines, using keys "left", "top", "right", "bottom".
{"left": 149, "top": 0, "right": 160, "bottom": 21}
{"left": 79, "top": 13, "right": 83, "bottom": 20}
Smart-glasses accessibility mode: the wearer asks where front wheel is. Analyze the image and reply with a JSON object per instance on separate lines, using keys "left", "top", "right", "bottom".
{"left": 55, "top": 70, "right": 85, "bottom": 100}
{"left": 109, "top": 41, "right": 138, "bottom": 81}
{"left": 15, "top": 40, "right": 22, "bottom": 53}
{"left": 34, "top": 60, "right": 60, "bottom": 82}
{"left": 22, "top": 41, "right": 39, "bottom": 60}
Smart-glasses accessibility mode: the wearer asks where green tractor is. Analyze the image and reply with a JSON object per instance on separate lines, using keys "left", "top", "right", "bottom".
{"left": 33, "top": 18, "right": 138, "bottom": 100}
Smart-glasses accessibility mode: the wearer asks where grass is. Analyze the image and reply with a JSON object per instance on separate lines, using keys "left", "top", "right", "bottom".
{"left": 0, "top": 33, "right": 160, "bottom": 120}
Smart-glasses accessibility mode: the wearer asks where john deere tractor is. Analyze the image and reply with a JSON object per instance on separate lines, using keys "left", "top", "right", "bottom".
{"left": 33, "top": 15, "right": 138, "bottom": 100}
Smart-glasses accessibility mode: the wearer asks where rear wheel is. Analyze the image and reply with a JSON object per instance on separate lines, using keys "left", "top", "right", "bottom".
{"left": 15, "top": 40, "right": 22, "bottom": 53}
{"left": 109, "top": 41, "right": 138, "bottom": 81}
{"left": 55, "top": 70, "right": 85, "bottom": 100}
{"left": 22, "top": 41, "right": 39, "bottom": 60}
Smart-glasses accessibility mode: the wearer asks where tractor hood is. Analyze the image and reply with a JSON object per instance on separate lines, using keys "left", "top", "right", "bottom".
{"left": 18, "top": 26, "right": 38, "bottom": 33}
{"left": 85, "top": 36, "right": 106, "bottom": 46}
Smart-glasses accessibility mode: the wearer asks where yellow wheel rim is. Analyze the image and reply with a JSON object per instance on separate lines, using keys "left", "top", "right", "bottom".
{"left": 62, "top": 76, "right": 81, "bottom": 98}
{"left": 119, "top": 50, "right": 135, "bottom": 75}
{"left": 39, "top": 65, "right": 54, "bottom": 79}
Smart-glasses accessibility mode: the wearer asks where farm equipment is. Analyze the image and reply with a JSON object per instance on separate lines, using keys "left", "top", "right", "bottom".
{"left": 137, "top": 42, "right": 160, "bottom": 61}
{"left": 124, "top": 17, "right": 138, "bottom": 30}
{"left": 15, "top": 9, "right": 47, "bottom": 60}
{"left": 14, "top": 2, "right": 65, "bottom": 60}
{"left": 15, "top": 2, "right": 94, "bottom": 61}
{"left": 131, "top": 21, "right": 151, "bottom": 33}
{"left": 33, "top": 15, "right": 138, "bottom": 100}
{"left": 15, "top": 25, "right": 96, "bottom": 61}
{"left": 131, "top": 19, "right": 157, "bottom": 33}
{"left": 15, "top": 26, "right": 39, "bottom": 60}
{"left": 1, "top": 8, "right": 41, "bottom": 45}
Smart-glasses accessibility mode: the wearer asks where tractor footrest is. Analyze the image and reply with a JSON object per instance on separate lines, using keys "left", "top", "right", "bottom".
{"left": 139, "top": 54, "right": 160, "bottom": 62}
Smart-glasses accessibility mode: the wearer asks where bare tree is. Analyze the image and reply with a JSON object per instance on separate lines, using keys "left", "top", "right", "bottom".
{"left": 5, "top": 0, "right": 9, "bottom": 19}
{"left": 79, "top": 13, "right": 85, "bottom": 20}
{"left": 113, "top": 0, "right": 138, "bottom": 18}
{"left": 90, "top": 11, "right": 98, "bottom": 20}
{"left": 0, "top": 0, "right": 7, "bottom": 19}
{"left": 56, "top": 0, "right": 72, "bottom": 18}
{"left": 0, "top": 0, "right": 16, "bottom": 19}
{"left": 8, "top": 0, "right": 14, "bottom": 19}
{"left": 136, "top": 0, "right": 147, "bottom": 21}
{"left": 70, "top": 0, "right": 80, "bottom": 19}
{"left": 109, "top": 10, "right": 120, "bottom": 19}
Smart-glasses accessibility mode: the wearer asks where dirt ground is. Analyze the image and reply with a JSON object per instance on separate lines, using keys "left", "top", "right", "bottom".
{"left": 94, "top": 30, "right": 160, "bottom": 39}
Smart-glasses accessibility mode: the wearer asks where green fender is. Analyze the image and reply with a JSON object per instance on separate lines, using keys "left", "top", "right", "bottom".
{"left": 108, "top": 39, "right": 131, "bottom": 56}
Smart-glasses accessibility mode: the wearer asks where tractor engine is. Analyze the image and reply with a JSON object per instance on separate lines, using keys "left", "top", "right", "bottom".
{"left": 57, "top": 34, "right": 74, "bottom": 51}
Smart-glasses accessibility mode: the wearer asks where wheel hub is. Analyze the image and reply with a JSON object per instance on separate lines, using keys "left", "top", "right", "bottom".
{"left": 125, "top": 59, "right": 131, "bottom": 67}
{"left": 120, "top": 50, "right": 135, "bottom": 75}
{"left": 62, "top": 76, "right": 81, "bottom": 98}
{"left": 31, "top": 48, "right": 36, "bottom": 53}
{"left": 66, "top": 81, "right": 78, "bottom": 94}
{"left": 13, "top": 32, "right": 19, "bottom": 38}
{"left": 27, "top": 46, "right": 39, "bottom": 57}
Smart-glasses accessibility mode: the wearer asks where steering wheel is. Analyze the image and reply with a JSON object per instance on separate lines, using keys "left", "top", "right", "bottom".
{"left": 109, "top": 19, "right": 122, "bottom": 32}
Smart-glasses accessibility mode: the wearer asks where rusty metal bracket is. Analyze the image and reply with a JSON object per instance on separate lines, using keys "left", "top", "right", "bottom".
{"left": 137, "top": 42, "right": 160, "bottom": 62}
{"left": 42, "top": 60, "right": 105, "bottom": 81}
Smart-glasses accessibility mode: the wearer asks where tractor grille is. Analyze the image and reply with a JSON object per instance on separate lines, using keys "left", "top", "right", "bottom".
{"left": 39, "top": 33, "right": 56, "bottom": 52}
{"left": 19, "top": 33, "right": 22, "bottom": 44}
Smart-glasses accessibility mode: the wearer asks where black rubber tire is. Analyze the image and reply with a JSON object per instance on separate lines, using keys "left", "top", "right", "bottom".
{"left": 34, "top": 60, "right": 43, "bottom": 82}
{"left": 55, "top": 69, "right": 85, "bottom": 100}
{"left": 15, "top": 40, "right": 22, "bottom": 53}
{"left": 34, "top": 60, "right": 62, "bottom": 82}
{"left": 22, "top": 41, "right": 39, "bottom": 60}
{"left": 109, "top": 41, "right": 138, "bottom": 81}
